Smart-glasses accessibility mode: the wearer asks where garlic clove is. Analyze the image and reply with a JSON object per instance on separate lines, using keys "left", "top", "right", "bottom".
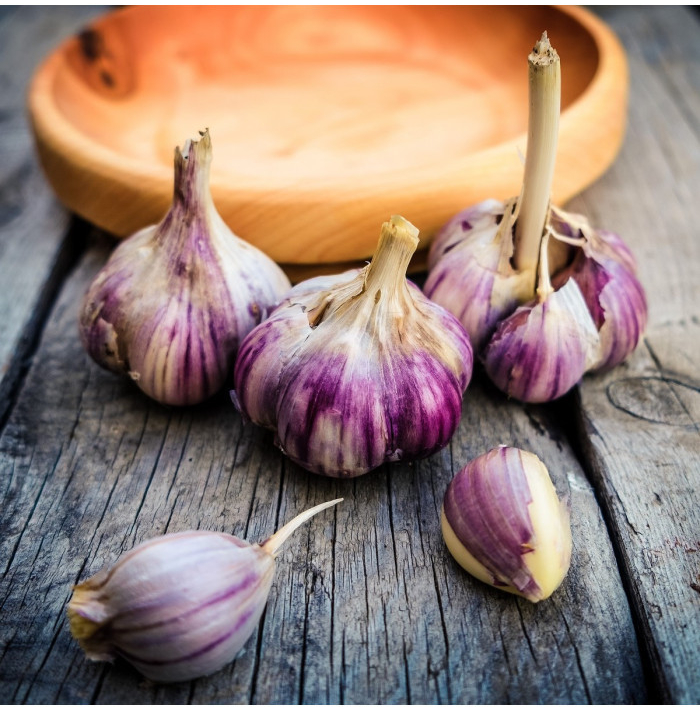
{"left": 79, "top": 130, "right": 291, "bottom": 406}
{"left": 70, "top": 533, "right": 274, "bottom": 683}
{"left": 555, "top": 250, "right": 647, "bottom": 373}
{"left": 549, "top": 211, "right": 648, "bottom": 373}
{"left": 68, "top": 499, "right": 341, "bottom": 683}
{"left": 424, "top": 199, "right": 532, "bottom": 353}
{"left": 482, "top": 278, "right": 600, "bottom": 403}
{"left": 233, "top": 216, "right": 473, "bottom": 477}
{"left": 442, "top": 446, "right": 571, "bottom": 603}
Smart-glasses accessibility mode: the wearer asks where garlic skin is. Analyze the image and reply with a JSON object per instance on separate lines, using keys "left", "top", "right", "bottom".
{"left": 424, "top": 199, "right": 532, "bottom": 352}
{"left": 232, "top": 216, "right": 473, "bottom": 478}
{"left": 68, "top": 499, "right": 341, "bottom": 683}
{"left": 441, "top": 447, "right": 572, "bottom": 603}
{"left": 79, "top": 130, "right": 291, "bottom": 406}
{"left": 483, "top": 278, "right": 600, "bottom": 403}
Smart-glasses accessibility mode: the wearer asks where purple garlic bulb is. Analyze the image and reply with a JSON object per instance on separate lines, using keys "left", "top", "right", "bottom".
{"left": 424, "top": 33, "right": 647, "bottom": 403}
{"left": 67, "top": 499, "right": 341, "bottom": 683}
{"left": 79, "top": 130, "right": 291, "bottom": 406}
{"left": 442, "top": 447, "right": 571, "bottom": 603}
{"left": 232, "top": 216, "right": 473, "bottom": 478}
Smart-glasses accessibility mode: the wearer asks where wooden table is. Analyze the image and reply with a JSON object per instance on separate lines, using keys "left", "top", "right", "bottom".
{"left": 1, "top": 6, "right": 698, "bottom": 704}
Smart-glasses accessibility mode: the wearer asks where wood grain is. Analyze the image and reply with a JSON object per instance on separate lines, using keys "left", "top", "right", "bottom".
{"left": 567, "top": 6, "right": 700, "bottom": 704}
{"left": 0, "top": 6, "right": 105, "bottom": 425}
{"left": 1, "top": 5, "right": 698, "bottom": 705}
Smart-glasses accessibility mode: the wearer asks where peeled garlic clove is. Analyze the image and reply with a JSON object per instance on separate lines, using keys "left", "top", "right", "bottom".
{"left": 442, "top": 447, "right": 571, "bottom": 602}
{"left": 79, "top": 130, "right": 291, "bottom": 406}
{"left": 68, "top": 499, "right": 341, "bottom": 683}
{"left": 424, "top": 199, "right": 532, "bottom": 353}
{"left": 483, "top": 278, "right": 600, "bottom": 403}
{"left": 233, "top": 216, "right": 473, "bottom": 478}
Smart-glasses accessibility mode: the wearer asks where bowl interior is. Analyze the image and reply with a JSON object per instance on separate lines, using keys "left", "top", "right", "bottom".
{"left": 53, "top": 6, "right": 598, "bottom": 188}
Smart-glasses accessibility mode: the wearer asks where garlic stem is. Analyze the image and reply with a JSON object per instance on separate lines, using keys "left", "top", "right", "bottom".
{"left": 363, "top": 215, "right": 419, "bottom": 295}
{"left": 261, "top": 498, "right": 343, "bottom": 556}
{"left": 170, "top": 129, "right": 214, "bottom": 223}
{"left": 513, "top": 33, "right": 561, "bottom": 290}
{"left": 536, "top": 228, "right": 554, "bottom": 302}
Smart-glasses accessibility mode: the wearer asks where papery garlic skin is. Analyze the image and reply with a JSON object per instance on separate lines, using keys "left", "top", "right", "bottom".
{"left": 424, "top": 199, "right": 532, "bottom": 353}
{"left": 68, "top": 532, "right": 274, "bottom": 683}
{"left": 441, "top": 446, "right": 572, "bottom": 602}
{"left": 233, "top": 216, "right": 473, "bottom": 478}
{"left": 79, "top": 130, "right": 291, "bottom": 406}
{"left": 68, "top": 499, "right": 341, "bottom": 683}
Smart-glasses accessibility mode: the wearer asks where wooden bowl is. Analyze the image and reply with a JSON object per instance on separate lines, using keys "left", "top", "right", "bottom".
{"left": 28, "top": 5, "right": 627, "bottom": 276}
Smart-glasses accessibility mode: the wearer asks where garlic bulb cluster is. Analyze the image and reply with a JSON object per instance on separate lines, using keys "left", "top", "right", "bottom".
{"left": 68, "top": 499, "right": 341, "bottom": 683}
{"left": 442, "top": 447, "right": 571, "bottom": 602}
{"left": 232, "top": 215, "right": 473, "bottom": 478}
{"left": 424, "top": 34, "right": 647, "bottom": 403}
{"left": 79, "top": 130, "right": 291, "bottom": 406}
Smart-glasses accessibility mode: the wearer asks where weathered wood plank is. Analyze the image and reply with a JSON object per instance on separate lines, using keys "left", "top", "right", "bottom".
{"left": 0, "top": 233, "right": 644, "bottom": 703}
{"left": 0, "top": 6, "right": 105, "bottom": 424}
{"left": 569, "top": 6, "right": 700, "bottom": 704}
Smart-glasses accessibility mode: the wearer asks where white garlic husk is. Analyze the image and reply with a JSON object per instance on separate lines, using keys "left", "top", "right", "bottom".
{"left": 232, "top": 215, "right": 473, "bottom": 478}
{"left": 79, "top": 130, "right": 291, "bottom": 406}
{"left": 442, "top": 446, "right": 571, "bottom": 603}
{"left": 67, "top": 499, "right": 341, "bottom": 683}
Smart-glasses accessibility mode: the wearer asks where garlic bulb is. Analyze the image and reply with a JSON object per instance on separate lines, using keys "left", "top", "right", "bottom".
{"left": 424, "top": 33, "right": 647, "bottom": 402}
{"left": 68, "top": 499, "right": 341, "bottom": 683}
{"left": 442, "top": 447, "right": 571, "bottom": 602}
{"left": 79, "top": 130, "right": 291, "bottom": 406}
{"left": 232, "top": 215, "right": 473, "bottom": 478}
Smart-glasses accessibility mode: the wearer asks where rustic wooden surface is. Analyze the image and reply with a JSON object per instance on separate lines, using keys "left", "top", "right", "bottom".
{"left": 0, "top": 5, "right": 698, "bottom": 705}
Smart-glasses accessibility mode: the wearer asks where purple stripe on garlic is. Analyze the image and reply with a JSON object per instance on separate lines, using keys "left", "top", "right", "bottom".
{"left": 233, "top": 216, "right": 473, "bottom": 478}
{"left": 68, "top": 499, "right": 342, "bottom": 683}
{"left": 79, "top": 130, "right": 291, "bottom": 406}
{"left": 442, "top": 447, "right": 571, "bottom": 603}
